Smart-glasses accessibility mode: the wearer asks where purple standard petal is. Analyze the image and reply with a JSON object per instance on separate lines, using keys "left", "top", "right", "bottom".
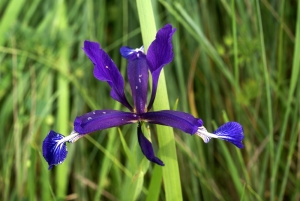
{"left": 140, "top": 110, "right": 203, "bottom": 134}
{"left": 213, "top": 122, "right": 244, "bottom": 148}
{"left": 146, "top": 24, "right": 176, "bottom": 110}
{"left": 74, "top": 110, "right": 139, "bottom": 134}
{"left": 137, "top": 124, "right": 164, "bottom": 166}
{"left": 146, "top": 24, "right": 176, "bottom": 75}
{"left": 127, "top": 57, "right": 149, "bottom": 114}
{"left": 42, "top": 130, "right": 68, "bottom": 170}
{"left": 83, "top": 41, "right": 132, "bottom": 110}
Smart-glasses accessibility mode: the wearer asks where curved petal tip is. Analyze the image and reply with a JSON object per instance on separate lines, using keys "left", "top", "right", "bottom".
{"left": 42, "top": 130, "right": 68, "bottom": 170}
{"left": 213, "top": 122, "right": 244, "bottom": 148}
{"left": 137, "top": 126, "right": 164, "bottom": 166}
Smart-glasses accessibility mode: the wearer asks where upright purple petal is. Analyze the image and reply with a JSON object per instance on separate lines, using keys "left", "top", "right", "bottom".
{"left": 213, "top": 122, "right": 244, "bottom": 148}
{"left": 140, "top": 110, "right": 203, "bottom": 134}
{"left": 137, "top": 124, "right": 164, "bottom": 166}
{"left": 146, "top": 24, "right": 176, "bottom": 110}
{"left": 74, "top": 110, "right": 139, "bottom": 134}
{"left": 83, "top": 41, "right": 132, "bottom": 110}
{"left": 42, "top": 130, "right": 68, "bottom": 170}
{"left": 146, "top": 24, "right": 176, "bottom": 74}
{"left": 127, "top": 57, "right": 149, "bottom": 114}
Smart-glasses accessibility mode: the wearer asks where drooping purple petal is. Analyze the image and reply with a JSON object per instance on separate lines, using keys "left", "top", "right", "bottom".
{"left": 83, "top": 41, "right": 132, "bottom": 110}
{"left": 74, "top": 110, "right": 139, "bottom": 134}
{"left": 137, "top": 124, "right": 164, "bottom": 166}
{"left": 42, "top": 130, "right": 68, "bottom": 170}
{"left": 127, "top": 57, "right": 149, "bottom": 114}
{"left": 213, "top": 122, "right": 244, "bottom": 148}
{"left": 146, "top": 24, "right": 176, "bottom": 110}
{"left": 140, "top": 110, "right": 203, "bottom": 134}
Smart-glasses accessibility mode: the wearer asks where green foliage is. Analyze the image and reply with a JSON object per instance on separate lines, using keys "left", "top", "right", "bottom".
{"left": 136, "top": 1, "right": 182, "bottom": 201}
{"left": 0, "top": 0, "right": 299, "bottom": 200}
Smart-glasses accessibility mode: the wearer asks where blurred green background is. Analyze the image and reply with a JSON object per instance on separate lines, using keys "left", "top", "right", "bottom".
{"left": 0, "top": 0, "right": 299, "bottom": 200}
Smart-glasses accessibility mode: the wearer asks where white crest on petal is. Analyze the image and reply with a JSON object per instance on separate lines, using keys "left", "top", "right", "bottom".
{"left": 196, "top": 126, "right": 220, "bottom": 143}
{"left": 137, "top": 46, "right": 144, "bottom": 53}
{"left": 197, "top": 133, "right": 211, "bottom": 143}
{"left": 68, "top": 130, "right": 82, "bottom": 143}
{"left": 127, "top": 46, "right": 144, "bottom": 56}
{"left": 55, "top": 130, "right": 82, "bottom": 144}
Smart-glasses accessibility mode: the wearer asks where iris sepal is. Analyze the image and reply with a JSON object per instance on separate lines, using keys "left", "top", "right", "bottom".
{"left": 74, "top": 110, "right": 139, "bottom": 134}
{"left": 196, "top": 122, "right": 244, "bottom": 148}
{"left": 42, "top": 130, "right": 83, "bottom": 169}
{"left": 140, "top": 110, "right": 203, "bottom": 134}
{"left": 141, "top": 111, "right": 244, "bottom": 148}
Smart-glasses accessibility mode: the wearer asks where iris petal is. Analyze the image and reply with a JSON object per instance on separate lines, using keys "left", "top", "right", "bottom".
{"left": 127, "top": 58, "right": 149, "bottom": 114}
{"left": 140, "top": 110, "right": 202, "bottom": 134}
{"left": 146, "top": 24, "right": 176, "bottom": 110}
{"left": 83, "top": 41, "right": 132, "bottom": 110}
{"left": 137, "top": 124, "right": 164, "bottom": 166}
{"left": 42, "top": 130, "right": 68, "bottom": 170}
{"left": 74, "top": 110, "right": 139, "bottom": 134}
{"left": 213, "top": 122, "right": 244, "bottom": 148}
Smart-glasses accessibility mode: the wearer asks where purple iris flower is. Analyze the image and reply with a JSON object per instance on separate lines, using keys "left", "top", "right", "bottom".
{"left": 42, "top": 24, "right": 244, "bottom": 169}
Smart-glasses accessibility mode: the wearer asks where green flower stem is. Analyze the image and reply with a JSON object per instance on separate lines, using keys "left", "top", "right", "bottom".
{"left": 55, "top": 1, "right": 70, "bottom": 198}
{"left": 136, "top": 1, "right": 183, "bottom": 201}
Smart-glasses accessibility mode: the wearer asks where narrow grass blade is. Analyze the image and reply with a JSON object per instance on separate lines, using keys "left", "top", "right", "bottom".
{"left": 271, "top": 0, "right": 300, "bottom": 199}
{"left": 136, "top": 0, "right": 183, "bottom": 200}
{"left": 54, "top": 1, "right": 71, "bottom": 198}
{"left": 0, "top": 0, "right": 26, "bottom": 45}
{"left": 146, "top": 165, "right": 162, "bottom": 201}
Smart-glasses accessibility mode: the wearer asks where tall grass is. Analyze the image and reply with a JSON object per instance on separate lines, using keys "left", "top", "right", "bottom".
{"left": 0, "top": 0, "right": 299, "bottom": 200}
